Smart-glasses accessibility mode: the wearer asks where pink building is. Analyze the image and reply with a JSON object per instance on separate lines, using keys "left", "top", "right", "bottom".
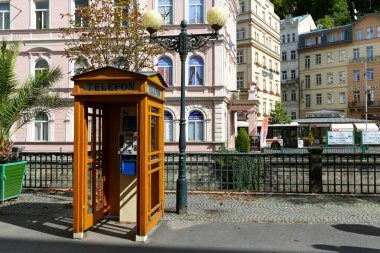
{"left": 3, "top": 0, "right": 257, "bottom": 152}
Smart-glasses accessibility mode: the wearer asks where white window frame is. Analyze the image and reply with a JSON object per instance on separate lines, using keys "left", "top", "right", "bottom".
{"left": 339, "top": 71, "right": 346, "bottom": 83}
{"left": 188, "top": 0, "right": 204, "bottom": 24}
{"left": 35, "top": 0, "right": 49, "bottom": 29}
{"left": 164, "top": 110, "right": 174, "bottom": 142}
{"left": 0, "top": 2, "right": 10, "bottom": 30}
{"left": 327, "top": 93, "right": 333, "bottom": 104}
{"left": 316, "top": 94, "right": 322, "bottom": 105}
{"left": 158, "top": 0, "right": 173, "bottom": 25}
{"left": 327, "top": 52, "right": 333, "bottom": 63}
{"left": 353, "top": 70, "right": 360, "bottom": 82}
{"left": 327, "top": 73, "right": 333, "bottom": 84}
{"left": 339, "top": 92, "right": 346, "bottom": 104}
{"left": 316, "top": 74, "right": 321, "bottom": 86}
{"left": 237, "top": 51, "right": 243, "bottom": 64}
{"left": 305, "top": 94, "right": 311, "bottom": 108}
{"left": 339, "top": 50, "right": 346, "bottom": 62}
{"left": 188, "top": 111, "right": 204, "bottom": 141}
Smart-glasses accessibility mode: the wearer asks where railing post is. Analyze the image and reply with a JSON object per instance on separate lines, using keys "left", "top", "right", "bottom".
{"left": 308, "top": 147, "right": 323, "bottom": 193}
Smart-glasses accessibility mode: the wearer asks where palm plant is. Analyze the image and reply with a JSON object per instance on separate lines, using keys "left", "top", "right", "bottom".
{"left": 0, "top": 41, "right": 63, "bottom": 163}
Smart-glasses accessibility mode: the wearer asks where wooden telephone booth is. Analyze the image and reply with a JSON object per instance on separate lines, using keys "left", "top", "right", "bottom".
{"left": 71, "top": 67, "right": 167, "bottom": 241}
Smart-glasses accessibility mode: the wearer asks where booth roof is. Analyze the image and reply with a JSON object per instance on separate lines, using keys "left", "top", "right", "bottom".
{"left": 354, "top": 123, "right": 379, "bottom": 131}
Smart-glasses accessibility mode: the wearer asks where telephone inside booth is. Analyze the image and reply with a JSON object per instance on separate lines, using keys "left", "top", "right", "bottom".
{"left": 119, "top": 107, "right": 137, "bottom": 175}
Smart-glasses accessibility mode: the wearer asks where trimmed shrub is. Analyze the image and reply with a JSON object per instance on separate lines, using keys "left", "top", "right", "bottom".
{"left": 235, "top": 128, "right": 251, "bottom": 152}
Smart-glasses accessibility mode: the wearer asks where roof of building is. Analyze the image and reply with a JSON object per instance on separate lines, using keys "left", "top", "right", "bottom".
{"left": 280, "top": 14, "right": 310, "bottom": 24}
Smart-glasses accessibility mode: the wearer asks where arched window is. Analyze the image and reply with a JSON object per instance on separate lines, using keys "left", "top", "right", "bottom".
{"left": 188, "top": 111, "right": 204, "bottom": 141}
{"left": 188, "top": 56, "right": 204, "bottom": 86}
{"left": 240, "top": 2, "right": 245, "bottom": 13}
{"left": 158, "top": 57, "right": 173, "bottom": 86}
{"left": 35, "top": 58, "right": 48, "bottom": 76}
{"left": 164, "top": 111, "right": 174, "bottom": 141}
{"left": 73, "top": 58, "right": 89, "bottom": 75}
{"left": 189, "top": 0, "right": 204, "bottom": 24}
{"left": 34, "top": 112, "right": 49, "bottom": 141}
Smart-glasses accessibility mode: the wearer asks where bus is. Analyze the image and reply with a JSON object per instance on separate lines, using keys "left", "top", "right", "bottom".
{"left": 257, "top": 122, "right": 304, "bottom": 149}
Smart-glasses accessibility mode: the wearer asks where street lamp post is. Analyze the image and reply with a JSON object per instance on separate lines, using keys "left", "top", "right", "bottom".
{"left": 143, "top": 7, "right": 227, "bottom": 214}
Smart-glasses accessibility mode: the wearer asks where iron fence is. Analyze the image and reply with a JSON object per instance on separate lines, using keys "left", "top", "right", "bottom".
{"left": 19, "top": 151, "right": 380, "bottom": 194}
{"left": 21, "top": 152, "right": 73, "bottom": 188}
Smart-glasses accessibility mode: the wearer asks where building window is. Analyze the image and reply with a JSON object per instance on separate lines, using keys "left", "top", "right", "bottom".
{"left": 188, "top": 111, "right": 204, "bottom": 141}
{"left": 305, "top": 94, "right": 311, "bottom": 108}
{"left": 282, "top": 35, "right": 285, "bottom": 43}
{"left": 262, "top": 56, "right": 266, "bottom": 67}
{"left": 316, "top": 54, "right": 321, "bottom": 65}
{"left": 74, "top": 0, "right": 88, "bottom": 28}
{"left": 305, "top": 38, "right": 313, "bottom": 46}
{"left": 237, "top": 74, "right": 244, "bottom": 90}
{"left": 164, "top": 111, "right": 174, "bottom": 141}
{"left": 366, "top": 46, "right": 373, "bottom": 61}
{"left": 327, "top": 52, "right": 333, "bottom": 63}
{"left": 237, "top": 51, "right": 243, "bottom": 64}
{"left": 158, "top": 56, "right": 173, "bottom": 86}
{"left": 377, "top": 26, "right": 380, "bottom": 37}
{"left": 35, "top": 58, "right": 49, "bottom": 76}
{"left": 339, "top": 71, "right": 346, "bottom": 83}
{"left": 305, "top": 75, "right": 310, "bottom": 89}
{"left": 254, "top": 52, "right": 258, "bottom": 63}
{"left": 354, "top": 91, "right": 360, "bottom": 102}
{"left": 34, "top": 112, "right": 49, "bottom": 141}
{"left": 158, "top": 0, "right": 173, "bottom": 25}
{"left": 316, "top": 74, "right": 321, "bottom": 85}
{"left": 316, "top": 36, "right": 322, "bottom": 44}
{"left": 316, "top": 93, "right": 322, "bottom": 105}
{"left": 327, "top": 73, "right": 333, "bottom": 84}
{"left": 338, "top": 31, "right": 345, "bottom": 40}
{"left": 188, "top": 56, "right": 204, "bottom": 85}
{"left": 366, "top": 68, "right": 374, "bottom": 81}
{"left": 327, "top": 93, "right": 333, "bottom": 104}
{"left": 339, "top": 50, "right": 346, "bottom": 62}
{"left": 189, "top": 0, "right": 204, "bottom": 24}
{"left": 366, "top": 27, "right": 373, "bottom": 39}
{"left": 287, "top": 34, "right": 290, "bottom": 43}
{"left": 73, "top": 58, "right": 89, "bottom": 75}
{"left": 36, "top": 1, "right": 49, "bottom": 29}
{"left": 291, "top": 50, "right": 296, "bottom": 60}
{"left": 281, "top": 51, "right": 287, "bottom": 61}
{"left": 290, "top": 112, "right": 296, "bottom": 120}
{"left": 291, "top": 70, "right": 296, "bottom": 79}
{"left": 283, "top": 92, "right": 287, "bottom": 101}
{"left": 356, "top": 29, "right": 363, "bottom": 40}
{"left": 339, "top": 92, "right": 345, "bottom": 104}
{"left": 328, "top": 33, "right": 334, "bottom": 43}
{"left": 353, "top": 70, "right": 360, "bottom": 82}
{"left": 353, "top": 48, "right": 360, "bottom": 60}
{"left": 282, "top": 71, "right": 287, "bottom": 80}
{"left": 240, "top": 2, "right": 245, "bottom": 13}
{"left": 0, "top": 2, "right": 10, "bottom": 30}
{"left": 291, "top": 90, "right": 296, "bottom": 101}
{"left": 241, "top": 28, "right": 246, "bottom": 39}
{"left": 292, "top": 33, "right": 295, "bottom": 42}
{"left": 236, "top": 30, "right": 240, "bottom": 40}
{"left": 305, "top": 56, "right": 310, "bottom": 69}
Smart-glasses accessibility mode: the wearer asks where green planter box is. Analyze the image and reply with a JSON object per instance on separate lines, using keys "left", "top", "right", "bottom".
{"left": 0, "top": 161, "right": 27, "bottom": 202}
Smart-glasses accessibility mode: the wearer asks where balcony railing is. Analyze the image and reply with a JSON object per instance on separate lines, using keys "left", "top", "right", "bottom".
{"left": 348, "top": 100, "right": 380, "bottom": 108}
{"left": 349, "top": 55, "right": 380, "bottom": 64}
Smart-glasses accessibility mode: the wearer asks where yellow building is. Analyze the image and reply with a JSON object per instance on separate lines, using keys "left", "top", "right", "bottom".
{"left": 347, "top": 14, "right": 380, "bottom": 121}
{"left": 298, "top": 25, "right": 352, "bottom": 118}
{"left": 299, "top": 14, "right": 380, "bottom": 121}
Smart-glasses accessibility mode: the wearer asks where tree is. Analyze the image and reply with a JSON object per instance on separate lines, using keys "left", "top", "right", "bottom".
{"left": 316, "top": 15, "right": 335, "bottom": 29}
{"left": 268, "top": 102, "right": 290, "bottom": 124}
{"left": 60, "top": 0, "right": 163, "bottom": 72}
{"left": 235, "top": 128, "right": 251, "bottom": 152}
{"left": 0, "top": 41, "right": 63, "bottom": 162}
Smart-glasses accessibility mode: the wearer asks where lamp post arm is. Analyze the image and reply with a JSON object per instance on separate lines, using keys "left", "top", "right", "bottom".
{"left": 149, "top": 32, "right": 221, "bottom": 53}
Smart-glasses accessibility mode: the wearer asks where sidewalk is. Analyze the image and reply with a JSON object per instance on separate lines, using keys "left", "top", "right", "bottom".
{"left": 0, "top": 191, "right": 379, "bottom": 253}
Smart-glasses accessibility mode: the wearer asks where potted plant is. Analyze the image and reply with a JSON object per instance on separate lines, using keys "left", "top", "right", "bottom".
{"left": 0, "top": 41, "right": 63, "bottom": 202}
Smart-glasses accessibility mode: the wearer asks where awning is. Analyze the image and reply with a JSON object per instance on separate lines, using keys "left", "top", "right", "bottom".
{"left": 331, "top": 123, "right": 354, "bottom": 132}
{"left": 354, "top": 123, "right": 379, "bottom": 131}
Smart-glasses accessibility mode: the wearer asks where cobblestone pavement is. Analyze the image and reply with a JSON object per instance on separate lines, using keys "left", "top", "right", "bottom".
{"left": 1, "top": 190, "right": 380, "bottom": 225}
{"left": 163, "top": 193, "right": 380, "bottom": 225}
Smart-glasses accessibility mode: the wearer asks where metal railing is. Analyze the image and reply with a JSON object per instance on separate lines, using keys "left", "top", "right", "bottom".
{"left": 21, "top": 152, "right": 73, "bottom": 188}
{"left": 19, "top": 151, "right": 380, "bottom": 194}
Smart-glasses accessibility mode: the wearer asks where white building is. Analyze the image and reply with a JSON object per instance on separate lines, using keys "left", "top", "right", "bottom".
{"left": 3, "top": 0, "right": 252, "bottom": 152}
{"left": 280, "top": 14, "right": 316, "bottom": 119}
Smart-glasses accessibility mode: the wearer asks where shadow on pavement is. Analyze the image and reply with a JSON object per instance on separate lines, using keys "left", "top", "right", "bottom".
{"left": 273, "top": 195, "right": 380, "bottom": 206}
{"left": 0, "top": 237, "right": 297, "bottom": 253}
{"left": 332, "top": 224, "right": 380, "bottom": 237}
{"left": 313, "top": 244, "right": 380, "bottom": 253}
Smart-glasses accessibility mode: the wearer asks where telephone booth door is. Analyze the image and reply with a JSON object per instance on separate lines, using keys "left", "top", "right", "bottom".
{"left": 83, "top": 105, "right": 108, "bottom": 230}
